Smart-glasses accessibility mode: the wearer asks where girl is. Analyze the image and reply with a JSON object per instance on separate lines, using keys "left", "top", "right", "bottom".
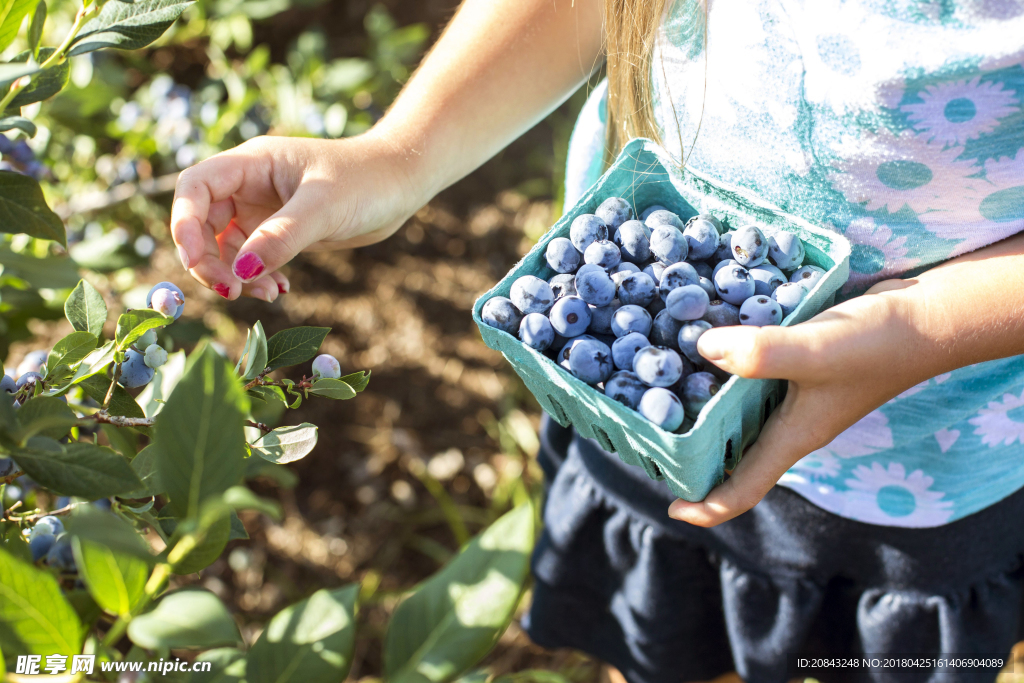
{"left": 170, "top": 0, "right": 1024, "bottom": 680}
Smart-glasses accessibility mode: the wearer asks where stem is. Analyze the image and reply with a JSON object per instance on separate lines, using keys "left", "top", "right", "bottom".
{"left": 103, "top": 365, "right": 121, "bottom": 408}
{"left": 246, "top": 420, "right": 272, "bottom": 433}
{"left": 83, "top": 411, "right": 155, "bottom": 428}
{"left": 241, "top": 368, "right": 272, "bottom": 391}
{"left": 102, "top": 562, "right": 170, "bottom": 648}
{"left": 17, "top": 502, "right": 76, "bottom": 522}
{"left": 140, "top": 510, "right": 169, "bottom": 543}
{"left": 0, "top": 470, "right": 24, "bottom": 485}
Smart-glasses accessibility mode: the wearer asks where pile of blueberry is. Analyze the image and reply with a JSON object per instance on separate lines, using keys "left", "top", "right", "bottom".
{"left": 25, "top": 515, "right": 76, "bottom": 569}
{"left": 481, "top": 197, "right": 825, "bottom": 432}
{"left": 0, "top": 136, "right": 47, "bottom": 180}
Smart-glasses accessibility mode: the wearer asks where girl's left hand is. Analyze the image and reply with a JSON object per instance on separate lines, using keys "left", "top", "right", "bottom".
{"left": 667, "top": 279, "right": 926, "bottom": 527}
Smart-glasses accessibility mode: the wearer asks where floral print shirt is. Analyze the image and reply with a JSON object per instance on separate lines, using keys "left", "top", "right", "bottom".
{"left": 563, "top": 0, "right": 1024, "bottom": 527}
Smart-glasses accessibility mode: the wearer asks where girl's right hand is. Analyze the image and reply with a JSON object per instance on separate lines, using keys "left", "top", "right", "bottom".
{"left": 170, "top": 131, "right": 426, "bottom": 301}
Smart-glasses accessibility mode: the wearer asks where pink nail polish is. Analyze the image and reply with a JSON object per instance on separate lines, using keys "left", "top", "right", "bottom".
{"left": 177, "top": 245, "right": 191, "bottom": 271}
{"left": 278, "top": 282, "right": 288, "bottom": 294}
{"left": 233, "top": 252, "right": 265, "bottom": 281}
{"left": 213, "top": 283, "right": 231, "bottom": 299}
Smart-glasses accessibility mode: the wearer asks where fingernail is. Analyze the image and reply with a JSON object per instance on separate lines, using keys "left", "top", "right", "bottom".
{"left": 278, "top": 282, "right": 289, "bottom": 294}
{"left": 251, "top": 287, "right": 274, "bottom": 303}
{"left": 233, "top": 252, "right": 265, "bottom": 282}
{"left": 177, "top": 244, "right": 191, "bottom": 271}
{"left": 213, "top": 283, "right": 231, "bottom": 299}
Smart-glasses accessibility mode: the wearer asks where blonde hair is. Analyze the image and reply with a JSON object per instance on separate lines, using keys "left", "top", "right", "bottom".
{"left": 603, "top": 0, "right": 705, "bottom": 164}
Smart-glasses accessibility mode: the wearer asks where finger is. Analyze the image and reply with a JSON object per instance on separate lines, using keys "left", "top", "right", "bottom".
{"left": 667, "top": 397, "right": 816, "bottom": 526}
{"left": 171, "top": 155, "right": 248, "bottom": 270}
{"left": 269, "top": 271, "right": 290, "bottom": 295}
{"left": 244, "top": 276, "right": 281, "bottom": 303}
{"left": 218, "top": 222, "right": 285, "bottom": 302}
{"left": 696, "top": 325, "right": 812, "bottom": 379}
{"left": 230, "top": 187, "right": 332, "bottom": 283}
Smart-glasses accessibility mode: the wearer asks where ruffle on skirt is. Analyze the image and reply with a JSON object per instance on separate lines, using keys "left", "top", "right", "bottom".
{"left": 524, "top": 417, "right": 1024, "bottom": 683}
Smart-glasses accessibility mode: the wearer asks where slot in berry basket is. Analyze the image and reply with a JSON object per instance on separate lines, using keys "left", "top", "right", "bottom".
{"left": 473, "top": 139, "right": 851, "bottom": 501}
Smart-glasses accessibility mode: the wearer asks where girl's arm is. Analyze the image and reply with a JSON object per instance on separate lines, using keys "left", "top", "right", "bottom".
{"left": 668, "top": 232, "right": 1024, "bottom": 526}
{"left": 171, "top": 0, "right": 603, "bottom": 300}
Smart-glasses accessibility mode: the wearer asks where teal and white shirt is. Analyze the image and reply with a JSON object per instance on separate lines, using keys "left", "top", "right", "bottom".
{"left": 564, "top": 0, "right": 1024, "bottom": 527}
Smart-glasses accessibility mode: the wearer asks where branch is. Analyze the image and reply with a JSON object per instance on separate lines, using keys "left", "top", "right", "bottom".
{"left": 1, "top": 470, "right": 24, "bottom": 485}
{"left": 84, "top": 411, "right": 155, "bottom": 428}
{"left": 241, "top": 368, "right": 273, "bottom": 392}
{"left": 103, "top": 364, "right": 121, "bottom": 408}
{"left": 246, "top": 420, "right": 273, "bottom": 433}
{"left": 17, "top": 502, "right": 76, "bottom": 522}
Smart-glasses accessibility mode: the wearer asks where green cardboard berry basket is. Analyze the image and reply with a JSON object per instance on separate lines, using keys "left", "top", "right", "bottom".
{"left": 472, "top": 139, "right": 851, "bottom": 501}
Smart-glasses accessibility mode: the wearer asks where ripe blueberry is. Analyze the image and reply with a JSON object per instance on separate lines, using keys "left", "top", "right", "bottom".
{"left": 658, "top": 262, "right": 700, "bottom": 302}
{"left": 666, "top": 284, "right": 710, "bottom": 322}
{"left": 549, "top": 296, "right": 592, "bottom": 337}
{"left": 610, "top": 304, "right": 653, "bottom": 338}
{"left": 682, "top": 372, "right": 722, "bottom": 417}
{"left": 584, "top": 239, "right": 622, "bottom": 270}
{"left": 568, "top": 338, "right": 614, "bottom": 385}
{"left": 595, "top": 197, "right": 634, "bottom": 230}
{"left": 616, "top": 272, "right": 657, "bottom": 307}
{"left": 682, "top": 216, "right": 721, "bottom": 261}
{"left": 632, "top": 346, "right": 684, "bottom": 388}
{"left": 638, "top": 387, "right": 685, "bottom": 431}
{"left": 614, "top": 220, "right": 652, "bottom": 264}
{"left": 481, "top": 296, "right": 524, "bottom": 335}
{"left": 118, "top": 349, "right": 155, "bottom": 389}
{"left": 511, "top": 275, "right": 555, "bottom": 315}
{"left": 548, "top": 273, "right": 577, "bottom": 299}
{"left": 678, "top": 320, "right": 712, "bottom": 364}
{"left": 749, "top": 264, "right": 787, "bottom": 296}
{"left": 519, "top": 313, "right": 555, "bottom": 351}
{"left": 650, "top": 225, "right": 688, "bottom": 264}
{"left": 611, "top": 333, "right": 651, "bottom": 371}
{"left": 790, "top": 265, "right": 826, "bottom": 290}
{"left": 604, "top": 371, "right": 648, "bottom": 410}
{"left": 703, "top": 299, "right": 741, "bottom": 327}
{"left": 146, "top": 282, "right": 186, "bottom": 319}
{"left": 16, "top": 349, "right": 48, "bottom": 377}
{"left": 731, "top": 225, "right": 769, "bottom": 267}
{"left": 545, "top": 237, "right": 581, "bottom": 273}
{"left": 575, "top": 267, "right": 617, "bottom": 306}
{"left": 588, "top": 300, "right": 622, "bottom": 335}
{"left": 569, "top": 214, "right": 609, "bottom": 253}
{"left": 713, "top": 264, "right": 755, "bottom": 305}
{"left": 650, "top": 310, "right": 685, "bottom": 349}
{"left": 739, "top": 296, "right": 783, "bottom": 326}
{"left": 767, "top": 230, "right": 805, "bottom": 270}
{"left": 772, "top": 282, "right": 807, "bottom": 317}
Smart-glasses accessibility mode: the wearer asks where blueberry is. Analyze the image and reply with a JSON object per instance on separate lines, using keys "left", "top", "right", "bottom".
{"left": 611, "top": 305, "right": 653, "bottom": 338}
{"left": 698, "top": 277, "right": 717, "bottom": 301}
{"left": 545, "top": 237, "right": 581, "bottom": 273}
{"left": 549, "top": 296, "right": 592, "bottom": 337}
{"left": 639, "top": 205, "right": 668, "bottom": 221}
{"left": 694, "top": 213, "right": 723, "bottom": 233}
{"left": 481, "top": 296, "right": 524, "bottom": 335}
{"left": 772, "top": 282, "right": 807, "bottom": 317}
{"left": 588, "top": 300, "right": 622, "bottom": 334}
{"left": 16, "top": 372, "right": 42, "bottom": 391}
{"left": 557, "top": 335, "right": 598, "bottom": 368}
{"left": 790, "top": 265, "right": 826, "bottom": 290}
{"left": 613, "top": 220, "right": 652, "bottom": 263}
{"left": 118, "top": 349, "right": 155, "bottom": 389}
{"left": 511, "top": 275, "right": 555, "bottom": 315}
{"left": 584, "top": 240, "right": 622, "bottom": 270}
{"left": 595, "top": 197, "right": 633, "bottom": 230}
{"left": 713, "top": 258, "right": 738, "bottom": 279}
{"left": 658, "top": 262, "right": 700, "bottom": 302}
{"left": 312, "top": 354, "right": 341, "bottom": 379}
{"left": 644, "top": 210, "right": 685, "bottom": 230}
{"left": 666, "top": 284, "right": 710, "bottom": 322}
{"left": 731, "top": 225, "right": 769, "bottom": 267}
{"left": 146, "top": 282, "right": 186, "bottom": 319}
{"left": 34, "top": 516, "right": 64, "bottom": 536}
{"left": 11, "top": 140, "right": 34, "bottom": 163}
{"left": 739, "top": 296, "right": 783, "bottom": 326}
{"left": 713, "top": 231, "right": 735, "bottom": 263}
{"left": 519, "top": 313, "right": 555, "bottom": 350}
{"left": 613, "top": 262, "right": 641, "bottom": 275}
{"left": 633, "top": 346, "right": 684, "bottom": 388}
{"left": 678, "top": 321, "right": 713, "bottom": 364}
{"left": 650, "top": 226, "right": 688, "bottom": 264}
{"left": 150, "top": 289, "right": 180, "bottom": 317}
{"left": 749, "top": 264, "right": 787, "bottom": 296}
{"left": 638, "top": 387, "right": 685, "bottom": 430}
{"left": 30, "top": 534, "right": 54, "bottom": 562}
{"left": 681, "top": 372, "right": 722, "bottom": 417}
{"left": 136, "top": 329, "right": 158, "bottom": 349}
{"left": 0, "top": 457, "right": 13, "bottom": 477}
{"left": 1, "top": 374, "right": 15, "bottom": 395}
{"left": 611, "top": 332, "right": 651, "bottom": 371}
{"left": 569, "top": 214, "right": 609, "bottom": 252}
{"left": 16, "top": 350, "right": 48, "bottom": 377}
{"left": 703, "top": 300, "right": 741, "bottom": 327}
{"left": 616, "top": 272, "right": 657, "bottom": 307}
{"left": 650, "top": 310, "right": 685, "bottom": 349}
{"left": 144, "top": 344, "right": 168, "bottom": 369}
{"left": 604, "top": 371, "right": 648, "bottom": 410}
{"left": 767, "top": 230, "right": 805, "bottom": 270}
{"left": 690, "top": 260, "right": 713, "bottom": 279}
{"left": 549, "top": 273, "right": 577, "bottom": 299}
{"left": 643, "top": 262, "right": 667, "bottom": 285}
{"left": 713, "top": 264, "right": 755, "bottom": 305}
{"left": 46, "top": 534, "right": 76, "bottom": 572}
{"left": 683, "top": 217, "right": 720, "bottom": 261}
{"left": 575, "top": 268, "right": 617, "bottom": 306}
{"left": 647, "top": 296, "right": 667, "bottom": 317}
{"left": 568, "top": 339, "right": 614, "bottom": 385}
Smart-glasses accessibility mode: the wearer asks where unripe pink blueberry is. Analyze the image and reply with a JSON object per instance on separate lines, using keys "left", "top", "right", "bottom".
{"left": 144, "top": 344, "right": 168, "bottom": 369}
{"left": 150, "top": 288, "right": 182, "bottom": 317}
{"left": 312, "top": 354, "right": 341, "bottom": 379}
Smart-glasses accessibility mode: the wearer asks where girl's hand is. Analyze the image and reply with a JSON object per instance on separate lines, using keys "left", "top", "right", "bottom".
{"left": 171, "top": 132, "right": 424, "bottom": 301}
{"left": 667, "top": 279, "right": 927, "bottom": 527}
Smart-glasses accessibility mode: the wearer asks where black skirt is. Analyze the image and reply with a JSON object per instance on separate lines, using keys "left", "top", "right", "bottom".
{"left": 523, "top": 415, "right": 1024, "bottom": 683}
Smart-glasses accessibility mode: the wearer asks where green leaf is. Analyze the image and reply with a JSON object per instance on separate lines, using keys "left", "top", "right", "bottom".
{"left": 0, "top": 116, "right": 36, "bottom": 137}
{"left": 265, "top": 327, "right": 330, "bottom": 371}
{"left": 136, "top": 349, "right": 186, "bottom": 418}
{"left": 78, "top": 374, "right": 145, "bottom": 419}
{"left": 69, "top": 0, "right": 194, "bottom": 55}
{"left": 248, "top": 384, "right": 287, "bottom": 407}
{"left": 46, "top": 331, "right": 98, "bottom": 376}
{"left": 27, "top": 0, "right": 43, "bottom": 58}
{"left": 65, "top": 279, "right": 107, "bottom": 337}
{"left": 192, "top": 648, "right": 246, "bottom": 683}
{"left": 0, "top": 170, "right": 64, "bottom": 246}
{"left": 115, "top": 309, "right": 173, "bottom": 351}
{"left": 0, "top": 524, "right": 30, "bottom": 564}
{"left": 0, "top": 61, "right": 37, "bottom": 89}
{"left": 383, "top": 504, "right": 535, "bottom": 683}
{"left": 65, "top": 506, "right": 155, "bottom": 564}
{"left": 168, "top": 510, "right": 229, "bottom": 575}
{"left": 12, "top": 438, "right": 143, "bottom": 498}
{"left": 127, "top": 589, "right": 241, "bottom": 649}
{"left": 251, "top": 423, "right": 317, "bottom": 464}
{"left": 0, "top": 0, "right": 36, "bottom": 53}
{"left": 227, "top": 511, "right": 248, "bottom": 541}
{"left": 338, "top": 370, "right": 370, "bottom": 393}
{"left": 247, "top": 586, "right": 359, "bottom": 683}
{"left": 14, "top": 395, "right": 77, "bottom": 441}
{"left": 239, "top": 321, "right": 268, "bottom": 380}
{"left": 308, "top": 378, "right": 356, "bottom": 400}
{"left": 0, "top": 546, "right": 82, "bottom": 658}
{"left": 72, "top": 537, "right": 148, "bottom": 618}
{"left": 121, "top": 443, "right": 160, "bottom": 498}
{"left": 63, "top": 589, "right": 101, "bottom": 631}
{"left": 71, "top": 340, "right": 115, "bottom": 384}
{"left": 5, "top": 48, "right": 69, "bottom": 111}
{"left": 222, "top": 485, "right": 281, "bottom": 520}
{"left": 155, "top": 344, "right": 248, "bottom": 519}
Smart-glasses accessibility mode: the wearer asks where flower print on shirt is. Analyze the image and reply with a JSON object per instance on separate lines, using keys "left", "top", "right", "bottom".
{"left": 841, "top": 217, "right": 920, "bottom": 293}
{"left": 786, "top": 451, "right": 842, "bottom": 481}
{"left": 812, "top": 409, "right": 893, "bottom": 459}
{"left": 969, "top": 386, "right": 1024, "bottom": 447}
{"left": 903, "top": 76, "right": 1018, "bottom": 146}
{"left": 844, "top": 462, "right": 954, "bottom": 526}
